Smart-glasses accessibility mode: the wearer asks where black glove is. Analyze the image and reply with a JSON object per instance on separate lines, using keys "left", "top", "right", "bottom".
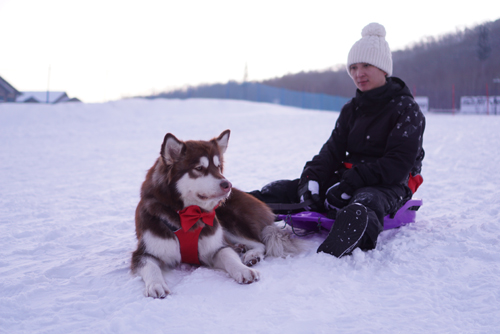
{"left": 324, "top": 181, "right": 353, "bottom": 210}
{"left": 342, "top": 167, "right": 365, "bottom": 191}
{"left": 297, "top": 180, "right": 321, "bottom": 211}
{"left": 325, "top": 167, "right": 365, "bottom": 210}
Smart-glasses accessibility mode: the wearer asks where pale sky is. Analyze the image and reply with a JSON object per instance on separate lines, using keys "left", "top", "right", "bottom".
{"left": 1, "top": 0, "right": 499, "bottom": 103}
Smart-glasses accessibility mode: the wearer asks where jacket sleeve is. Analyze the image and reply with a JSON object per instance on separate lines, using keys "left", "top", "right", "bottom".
{"left": 348, "top": 97, "right": 425, "bottom": 188}
{"left": 299, "top": 102, "right": 351, "bottom": 193}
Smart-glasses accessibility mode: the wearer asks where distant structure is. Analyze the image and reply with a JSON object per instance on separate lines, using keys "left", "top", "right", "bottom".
{"left": 0, "top": 75, "right": 21, "bottom": 102}
{"left": 414, "top": 96, "right": 429, "bottom": 112}
{"left": 16, "top": 91, "right": 80, "bottom": 103}
{"left": 460, "top": 96, "right": 500, "bottom": 114}
{"left": 0, "top": 75, "right": 80, "bottom": 103}
{"left": 148, "top": 81, "right": 351, "bottom": 112}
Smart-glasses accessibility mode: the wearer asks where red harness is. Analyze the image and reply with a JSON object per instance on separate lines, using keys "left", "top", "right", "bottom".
{"left": 175, "top": 205, "right": 217, "bottom": 265}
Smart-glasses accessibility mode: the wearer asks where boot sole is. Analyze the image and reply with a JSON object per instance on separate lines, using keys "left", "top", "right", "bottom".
{"left": 317, "top": 203, "right": 368, "bottom": 258}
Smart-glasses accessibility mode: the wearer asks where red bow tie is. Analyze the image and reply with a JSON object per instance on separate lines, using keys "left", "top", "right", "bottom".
{"left": 177, "top": 205, "right": 217, "bottom": 232}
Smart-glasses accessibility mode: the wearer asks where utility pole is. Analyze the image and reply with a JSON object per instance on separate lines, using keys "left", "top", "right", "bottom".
{"left": 46, "top": 65, "right": 51, "bottom": 104}
{"left": 486, "top": 83, "right": 489, "bottom": 115}
{"left": 452, "top": 84, "right": 455, "bottom": 115}
{"left": 493, "top": 78, "right": 500, "bottom": 115}
{"left": 243, "top": 63, "right": 248, "bottom": 83}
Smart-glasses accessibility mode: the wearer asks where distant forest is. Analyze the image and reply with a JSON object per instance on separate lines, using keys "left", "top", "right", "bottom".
{"left": 150, "top": 19, "right": 500, "bottom": 110}
{"left": 262, "top": 19, "right": 500, "bottom": 110}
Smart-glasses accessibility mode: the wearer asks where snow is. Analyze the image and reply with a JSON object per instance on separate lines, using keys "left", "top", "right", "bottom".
{"left": 1, "top": 98, "right": 499, "bottom": 333}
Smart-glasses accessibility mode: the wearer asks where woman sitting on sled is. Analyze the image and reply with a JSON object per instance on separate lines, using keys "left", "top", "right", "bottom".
{"left": 250, "top": 22, "right": 425, "bottom": 258}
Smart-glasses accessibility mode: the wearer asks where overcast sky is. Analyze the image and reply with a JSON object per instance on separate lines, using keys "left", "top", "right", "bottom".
{"left": 1, "top": 0, "right": 499, "bottom": 103}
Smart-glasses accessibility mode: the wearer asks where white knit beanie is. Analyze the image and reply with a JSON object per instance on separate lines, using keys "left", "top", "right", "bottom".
{"left": 347, "top": 22, "right": 393, "bottom": 77}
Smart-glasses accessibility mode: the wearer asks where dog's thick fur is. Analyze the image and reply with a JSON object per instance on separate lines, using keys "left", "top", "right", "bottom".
{"left": 131, "top": 130, "right": 298, "bottom": 298}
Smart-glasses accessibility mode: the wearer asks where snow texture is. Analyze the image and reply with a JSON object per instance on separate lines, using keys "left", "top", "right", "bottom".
{"left": 1, "top": 99, "right": 499, "bottom": 334}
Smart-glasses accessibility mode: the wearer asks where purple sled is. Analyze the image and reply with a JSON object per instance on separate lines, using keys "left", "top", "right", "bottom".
{"left": 277, "top": 199, "right": 423, "bottom": 232}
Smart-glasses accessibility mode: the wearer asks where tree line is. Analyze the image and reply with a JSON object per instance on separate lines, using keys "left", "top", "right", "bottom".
{"left": 148, "top": 19, "right": 499, "bottom": 110}
{"left": 262, "top": 19, "right": 500, "bottom": 110}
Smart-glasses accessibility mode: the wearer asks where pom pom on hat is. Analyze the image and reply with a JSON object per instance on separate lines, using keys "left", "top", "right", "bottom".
{"left": 347, "top": 22, "right": 393, "bottom": 77}
{"left": 361, "top": 22, "right": 386, "bottom": 38}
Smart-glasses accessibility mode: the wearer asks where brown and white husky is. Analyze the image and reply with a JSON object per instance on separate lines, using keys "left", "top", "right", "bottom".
{"left": 131, "top": 130, "right": 299, "bottom": 298}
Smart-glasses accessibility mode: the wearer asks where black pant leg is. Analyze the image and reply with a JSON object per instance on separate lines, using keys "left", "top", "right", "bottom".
{"left": 349, "top": 184, "right": 409, "bottom": 250}
{"left": 248, "top": 179, "right": 300, "bottom": 204}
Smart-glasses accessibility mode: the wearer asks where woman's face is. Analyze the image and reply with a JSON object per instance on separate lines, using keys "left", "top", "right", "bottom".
{"left": 349, "top": 63, "right": 387, "bottom": 92}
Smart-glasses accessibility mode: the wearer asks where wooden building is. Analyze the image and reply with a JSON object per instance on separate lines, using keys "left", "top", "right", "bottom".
{"left": 0, "top": 75, "right": 80, "bottom": 103}
{"left": 16, "top": 91, "right": 72, "bottom": 103}
{"left": 0, "top": 76, "right": 21, "bottom": 102}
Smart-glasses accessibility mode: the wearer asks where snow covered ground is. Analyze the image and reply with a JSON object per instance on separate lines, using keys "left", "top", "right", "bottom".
{"left": 1, "top": 98, "right": 499, "bottom": 334}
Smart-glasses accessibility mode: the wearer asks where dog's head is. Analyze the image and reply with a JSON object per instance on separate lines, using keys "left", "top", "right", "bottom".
{"left": 159, "top": 130, "right": 232, "bottom": 212}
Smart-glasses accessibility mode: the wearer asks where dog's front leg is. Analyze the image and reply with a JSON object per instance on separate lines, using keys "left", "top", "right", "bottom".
{"left": 212, "top": 247, "right": 260, "bottom": 284}
{"left": 137, "top": 257, "right": 171, "bottom": 298}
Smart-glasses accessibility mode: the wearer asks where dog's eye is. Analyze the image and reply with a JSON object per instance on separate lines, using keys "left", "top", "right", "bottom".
{"left": 194, "top": 166, "right": 204, "bottom": 172}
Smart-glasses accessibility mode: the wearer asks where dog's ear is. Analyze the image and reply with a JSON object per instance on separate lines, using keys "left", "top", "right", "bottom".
{"left": 217, "top": 129, "right": 230, "bottom": 155}
{"left": 161, "top": 133, "right": 184, "bottom": 165}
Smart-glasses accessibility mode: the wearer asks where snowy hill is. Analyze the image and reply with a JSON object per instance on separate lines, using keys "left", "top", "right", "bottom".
{"left": 1, "top": 99, "right": 499, "bottom": 333}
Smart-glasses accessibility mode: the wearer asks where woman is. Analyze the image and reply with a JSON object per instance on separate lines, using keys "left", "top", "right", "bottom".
{"left": 250, "top": 22, "right": 425, "bottom": 258}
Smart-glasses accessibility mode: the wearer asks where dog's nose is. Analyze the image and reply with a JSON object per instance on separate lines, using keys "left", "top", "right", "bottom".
{"left": 220, "top": 180, "right": 232, "bottom": 192}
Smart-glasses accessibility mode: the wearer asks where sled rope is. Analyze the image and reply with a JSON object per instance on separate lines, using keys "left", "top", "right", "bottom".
{"left": 281, "top": 213, "right": 322, "bottom": 237}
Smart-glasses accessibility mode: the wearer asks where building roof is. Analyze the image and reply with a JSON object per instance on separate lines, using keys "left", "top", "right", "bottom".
{"left": 0, "top": 76, "right": 21, "bottom": 95}
{"left": 16, "top": 91, "right": 70, "bottom": 103}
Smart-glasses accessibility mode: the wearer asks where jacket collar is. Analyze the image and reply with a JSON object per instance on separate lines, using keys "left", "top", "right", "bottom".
{"left": 354, "top": 77, "right": 411, "bottom": 111}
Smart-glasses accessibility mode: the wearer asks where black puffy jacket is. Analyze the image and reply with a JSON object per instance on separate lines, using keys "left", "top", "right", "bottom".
{"left": 300, "top": 77, "right": 425, "bottom": 195}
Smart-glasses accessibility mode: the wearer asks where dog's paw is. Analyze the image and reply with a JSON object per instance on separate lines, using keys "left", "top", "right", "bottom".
{"left": 145, "top": 281, "right": 171, "bottom": 299}
{"left": 244, "top": 257, "right": 260, "bottom": 267}
{"left": 232, "top": 243, "right": 248, "bottom": 254}
{"left": 241, "top": 249, "right": 263, "bottom": 267}
{"left": 232, "top": 267, "right": 260, "bottom": 284}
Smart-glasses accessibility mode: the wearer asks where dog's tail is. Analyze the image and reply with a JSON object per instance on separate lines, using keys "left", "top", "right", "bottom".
{"left": 261, "top": 224, "right": 301, "bottom": 258}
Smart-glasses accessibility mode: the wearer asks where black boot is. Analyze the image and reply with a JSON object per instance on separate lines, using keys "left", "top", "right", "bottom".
{"left": 317, "top": 203, "right": 368, "bottom": 258}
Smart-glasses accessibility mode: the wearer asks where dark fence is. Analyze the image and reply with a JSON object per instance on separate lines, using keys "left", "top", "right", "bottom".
{"left": 148, "top": 82, "right": 350, "bottom": 112}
